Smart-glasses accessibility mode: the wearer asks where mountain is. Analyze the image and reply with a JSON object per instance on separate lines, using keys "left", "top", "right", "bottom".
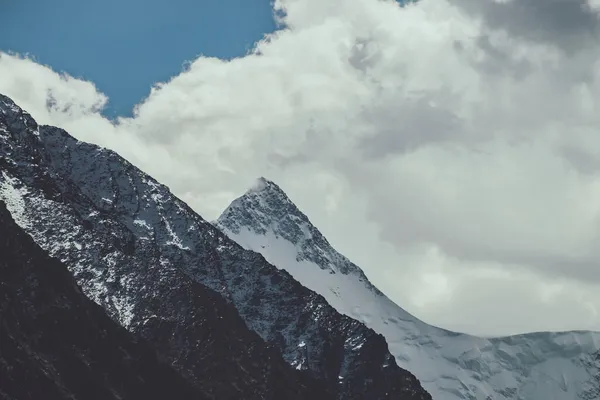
{"left": 217, "top": 177, "right": 600, "bottom": 400}
{"left": 0, "top": 93, "right": 431, "bottom": 399}
{"left": 0, "top": 200, "right": 205, "bottom": 400}
{"left": 0, "top": 94, "right": 328, "bottom": 400}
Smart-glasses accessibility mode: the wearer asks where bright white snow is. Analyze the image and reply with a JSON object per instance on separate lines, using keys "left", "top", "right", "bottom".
{"left": 0, "top": 172, "right": 32, "bottom": 229}
{"left": 221, "top": 223, "right": 600, "bottom": 400}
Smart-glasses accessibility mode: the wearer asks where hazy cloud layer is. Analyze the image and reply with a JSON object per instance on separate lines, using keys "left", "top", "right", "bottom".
{"left": 450, "top": 0, "right": 600, "bottom": 50}
{"left": 2, "top": 0, "right": 600, "bottom": 336}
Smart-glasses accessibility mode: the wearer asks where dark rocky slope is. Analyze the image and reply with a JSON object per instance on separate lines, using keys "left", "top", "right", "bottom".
{"left": 0, "top": 201, "right": 204, "bottom": 400}
{"left": 0, "top": 94, "right": 330, "bottom": 400}
{"left": 0, "top": 93, "right": 431, "bottom": 399}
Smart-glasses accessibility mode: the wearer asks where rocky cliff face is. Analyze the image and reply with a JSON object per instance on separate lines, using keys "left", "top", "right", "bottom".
{"left": 217, "top": 178, "right": 600, "bottom": 400}
{"left": 0, "top": 200, "right": 204, "bottom": 400}
{"left": 0, "top": 93, "right": 431, "bottom": 400}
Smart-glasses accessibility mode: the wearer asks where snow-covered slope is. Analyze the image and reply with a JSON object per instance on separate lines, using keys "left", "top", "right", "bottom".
{"left": 217, "top": 177, "right": 600, "bottom": 400}
{"left": 0, "top": 93, "right": 431, "bottom": 400}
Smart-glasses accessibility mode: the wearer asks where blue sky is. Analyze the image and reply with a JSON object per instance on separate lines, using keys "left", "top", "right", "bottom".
{"left": 1, "top": 0, "right": 277, "bottom": 117}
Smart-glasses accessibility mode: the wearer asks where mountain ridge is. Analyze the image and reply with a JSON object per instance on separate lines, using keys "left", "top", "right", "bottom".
{"left": 217, "top": 176, "right": 600, "bottom": 400}
{"left": 0, "top": 93, "right": 431, "bottom": 399}
{"left": 0, "top": 93, "right": 331, "bottom": 399}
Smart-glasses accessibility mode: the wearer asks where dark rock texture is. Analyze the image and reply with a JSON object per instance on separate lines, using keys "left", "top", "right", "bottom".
{"left": 0, "top": 201, "right": 204, "bottom": 400}
{"left": 0, "top": 92, "right": 431, "bottom": 399}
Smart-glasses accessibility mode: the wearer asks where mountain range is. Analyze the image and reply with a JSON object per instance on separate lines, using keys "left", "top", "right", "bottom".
{"left": 1, "top": 91, "right": 598, "bottom": 399}
{"left": 217, "top": 178, "right": 600, "bottom": 400}
{"left": 0, "top": 93, "right": 429, "bottom": 399}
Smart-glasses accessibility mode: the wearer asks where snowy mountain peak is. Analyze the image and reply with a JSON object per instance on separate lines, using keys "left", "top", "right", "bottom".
{"left": 218, "top": 178, "right": 382, "bottom": 292}
{"left": 218, "top": 178, "right": 600, "bottom": 400}
{"left": 248, "top": 176, "right": 283, "bottom": 194}
{"left": 221, "top": 176, "right": 305, "bottom": 235}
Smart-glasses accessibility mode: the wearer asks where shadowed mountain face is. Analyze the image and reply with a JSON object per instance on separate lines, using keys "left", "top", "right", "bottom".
{"left": 217, "top": 177, "right": 600, "bottom": 400}
{"left": 0, "top": 92, "right": 431, "bottom": 400}
{"left": 0, "top": 94, "right": 330, "bottom": 400}
{"left": 0, "top": 201, "right": 204, "bottom": 400}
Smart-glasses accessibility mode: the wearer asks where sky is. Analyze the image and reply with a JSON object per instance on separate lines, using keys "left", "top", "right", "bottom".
{"left": 1, "top": 0, "right": 600, "bottom": 337}
{"left": 0, "top": 0, "right": 277, "bottom": 117}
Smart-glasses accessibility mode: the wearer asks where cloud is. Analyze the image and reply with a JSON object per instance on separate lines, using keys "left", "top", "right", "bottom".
{"left": 400, "top": 249, "right": 600, "bottom": 336}
{"left": 450, "top": 0, "right": 600, "bottom": 51}
{"left": 2, "top": 0, "right": 600, "bottom": 335}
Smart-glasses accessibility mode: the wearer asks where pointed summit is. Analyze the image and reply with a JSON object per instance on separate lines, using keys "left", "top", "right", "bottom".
{"left": 245, "top": 176, "right": 296, "bottom": 207}
{"left": 237, "top": 177, "right": 299, "bottom": 220}
{"left": 219, "top": 177, "right": 304, "bottom": 237}
{"left": 217, "top": 177, "right": 381, "bottom": 284}
{"left": 247, "top": 177, "right": 281, "bottom": 194}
